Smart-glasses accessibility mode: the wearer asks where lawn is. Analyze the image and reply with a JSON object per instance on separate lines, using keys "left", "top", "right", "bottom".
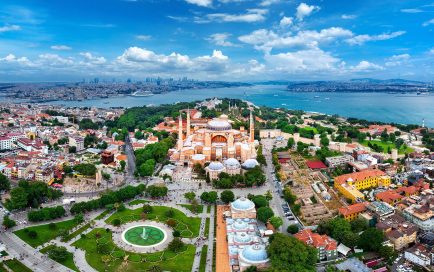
{"left": 204, "top": 218, "right": 210, "bottom": 238}
{"left": 105, "top": 206, "right": 201, "bottom": 238}
{"left": 361, "top": 140, "right": 414, "bottom": 154}
{"left": 40, "top": 245, "right": 79, "bottom": 272}
{"left": 206, "top": 205, "right": 211, "bottom": 213}
{"left": 178, "top": 204, "right": 204, "bottom": 214}
{"left": 14, "top": 219, "right": 79, "bottom": 248}
{"left": 63, "top": 223, "right": 91, "bottom": 242}
{"left": 128, "top": 199, "right": 149, "bottom": 206}
{"left": 199, "top": 245, "right": 208, "bottom": 272}
{"left": 73, "top": 228, "right": 195, "bottom": 272}
{"left": 94, "top": 209, "right": 111, "bottom": 220}
{"left": 3, "top": 259, "right": 32, "bottom": 272}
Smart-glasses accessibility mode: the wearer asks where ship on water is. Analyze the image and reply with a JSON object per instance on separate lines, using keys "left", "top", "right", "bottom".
{"left": 130, "top": 90, "right": 154, "bottom": 97}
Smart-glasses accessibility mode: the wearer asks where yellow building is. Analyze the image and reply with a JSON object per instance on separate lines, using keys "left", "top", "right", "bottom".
{"left": 338, "top": 202, "right": 368, "bottom": 221}
{"left": 334, "top": 169, "right": 391, "bottom": 203}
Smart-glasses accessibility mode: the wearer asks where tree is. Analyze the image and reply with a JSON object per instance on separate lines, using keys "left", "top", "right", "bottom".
{"left": 119, "top": 160, "right": 126, "bottom": 171}
{"left": 48, "top": 246, "right": 68, "bottom": 262}
{"left": 252, "top": 195, "right": 268, "bottom": 208}
{"left": 112, "top": 218, "right": 121, "bottom": 226}
{"left": 200, "top": 191, "right": 218, "bottom": 203}
{"left": 2, "top": 215, "right": 16, "bottom": 229}
{"left": 74, "top": 213, "right": 84, "bottom": 224}
{"left": 168, "top": 238, "right": 185, "bottom": 252}
{"left": 28, "top": 230, "right": 38, "bottom": 239}
{"left": 265, "top": 190, "right": 273, "bottom": 201}
{"left": 269, "top": 216, "right": 283, "bottom": 229}
{"left": 267, "top": 233, "right": 317, "bottom": 272}
{"left": 0, "top": 173, "right": 10, "bottom": 191}
{"left": 165, "top": 209, "right": 175, "bottom": 218}
{"left": 358, "top": 228, "right": 384, "bottom": 252}
{"left": 220, "top": 190, "right": 235, "bottom": 204}
{"left": 68, "top": 146, "right": 76, "bottom": 153}
{"left": 350, "top": 217, "right": 368, "bottom": 233}
{"left": 166, "top": 218, "right": 176, "bottom": 227}
{"left": 184, "top": 192, "right": 196, "bottom": 202}
{"left": 378, "top": 245, "right": 394, "bottom": 260}
{"left": 142, "top": 204, "right": 153, "bottom": 214}
{"left": 341, "top": 231, "right": 359, "bottom": 248}
{"left": 7, "top": 187, "right": 28, "bottom": 210}
{"left": 283, "top": 187, "right": 296, "bottom": 205}
{"left": 245, "top": 266, "right": 258, "bottom": 272}
{"left": 287, "top": 224, "right": 299, "bottom": 234}
{"left": 146, "top": 185, "right": 168, "bottom": 198}
{"left": 257, "top": 207, "right": 274, "bottom": 223}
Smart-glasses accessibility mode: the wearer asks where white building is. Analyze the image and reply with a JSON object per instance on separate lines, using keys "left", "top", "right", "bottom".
{"left": 0, "top": 137, "right": 12, "bottom": 150}
{"left": 325, "top": 155, "right": 354, "bottom": 168}
{"left": 69, "top": 136, "right": 85, "bottom": 151}
{"left": 404, "top": 245, "right": 433, "bottom": 267}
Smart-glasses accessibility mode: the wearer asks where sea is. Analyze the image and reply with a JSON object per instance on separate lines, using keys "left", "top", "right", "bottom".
{"left": 1, "top": 85, "right": 433, "bottom": 127}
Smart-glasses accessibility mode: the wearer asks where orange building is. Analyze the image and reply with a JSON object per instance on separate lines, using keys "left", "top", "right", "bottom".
{"left": 338, "top": 202, "right": 368, "bottom": 221}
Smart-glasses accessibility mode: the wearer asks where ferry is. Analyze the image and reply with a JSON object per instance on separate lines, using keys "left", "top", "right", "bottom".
{"left": 131, "top": 90, "right": 154, "bottom": 97}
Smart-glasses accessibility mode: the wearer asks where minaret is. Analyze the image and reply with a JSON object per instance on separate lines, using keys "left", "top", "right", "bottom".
{"left": 186, "top": 108, "right": 191, "bottom": 137}
{"left": 178, "top": 112, "right": 183, "bottom": 150}
{"left": 422, "top": 118, "right": 425, "bottom": 128}
{"left": 249, "top": 108, "right": 254, "bottom": 143}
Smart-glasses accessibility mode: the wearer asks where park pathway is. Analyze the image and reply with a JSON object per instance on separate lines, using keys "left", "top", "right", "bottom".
{"left": 205, "top": 205, "right": 215, "bottom": 272}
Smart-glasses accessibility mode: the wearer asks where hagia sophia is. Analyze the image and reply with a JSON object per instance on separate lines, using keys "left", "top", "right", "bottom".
{"left": 169, "top": 108, "right": 259, "bottom": 175}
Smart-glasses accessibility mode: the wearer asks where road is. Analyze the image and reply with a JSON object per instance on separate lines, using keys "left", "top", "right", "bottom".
{"left": 261, "top": 138, "right": 294, "bottom": 232}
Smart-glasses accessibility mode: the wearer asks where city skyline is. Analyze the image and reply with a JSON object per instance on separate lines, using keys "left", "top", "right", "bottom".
{"left": 1, "top": 0, "right": 434, "bottom": 81}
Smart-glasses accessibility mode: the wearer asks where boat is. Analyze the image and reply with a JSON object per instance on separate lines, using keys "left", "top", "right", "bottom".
{"left": 281, "top": 103, "right": 287, "bottom": 106}
{"left": 314, "top": 95, "right": 320, "bottom": 99}
{"left": 324, "top": 97, "right": 330, "bottom": 100}
{"left": 273, "top": 94, "right": 278, "bottom": 97}
{"left": 131, "top": 91, "right": 154, "bottom": 97}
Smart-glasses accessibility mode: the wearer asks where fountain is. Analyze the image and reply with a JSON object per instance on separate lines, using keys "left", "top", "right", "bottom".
{"left": 141, "top": 226, "right": 148, "bottom": 240}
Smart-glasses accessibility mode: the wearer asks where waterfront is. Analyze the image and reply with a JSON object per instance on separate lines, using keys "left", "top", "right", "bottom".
{"left": 1, "top": 85, "right": 433, "bottom": 127}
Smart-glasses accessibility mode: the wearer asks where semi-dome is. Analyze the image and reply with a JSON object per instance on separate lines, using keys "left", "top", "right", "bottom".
{"left": 234, "top": 232, "right": 252, "bottom": 244}
{"left": 233, "top": 219, "right": 248, "bottom": 230}
{"left": 224, "top": 158, "right": 241, "bottom": 169}
{"left": 192, "top": 154, "right": 205, "bottom": 161}
{"left": 207, "top": 161, "right": 225, "bottom": 171}
{"left": 231, "top": 197, "right": 255, "bottom": 211}
{"left": 242, "top": 159, "right": 259, "bottom": 169}
{"left": 207, "top": 118, "right": 232, "bottom": 131}
{"left": 239, "top": 244, "right": 268, "bottom": 264}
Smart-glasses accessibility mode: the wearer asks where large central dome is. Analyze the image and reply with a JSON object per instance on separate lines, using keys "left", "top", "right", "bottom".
{"left": 207, "top": 118, "right": 232, "bottom": 131}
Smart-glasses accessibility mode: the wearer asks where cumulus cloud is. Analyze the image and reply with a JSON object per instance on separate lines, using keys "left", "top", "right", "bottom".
{"left": 385, "top": 54, "right": 410, "bottom": 67}
{"left": 0, "top": 25, "right": 21, "bottom": 33}
{"left": 351, "top": 61, "right": 383, "bottom": 72}
{"left": 207, "top": 33, "right": 239, "bottom": 47}
{"left": 296, "top": 3, "right": 320, "bottom": 21}
{"left": 239, "top": 27, "right": 353, "bottom": 52}
{"left": 264, "top": 48, "right": 342, "bottom": 73}
{"left": 51, "top": 45, "right": 72, "bottom": 50}
{"left": 185, "top": 0, "right": 212, "bottom": 7}
{"left": 79, "top": 52, "right": 107, "bottom": 65}
{"left": 260, "top": 0, "right": 282, "bottom": 6}
{"left": 136, "top": 35, "right": 152, "bottom": 41}
{"left": 279, "top": 16, "right": 293, "bottom": 27}
{"left": 196, "top": 9, "right": 268, "bottom": 23}
{"left": 0, "top": 54, "right": 32, "bottom": 66}
{"left": 38, "top": 54, "right": 74, "bottom": 66}
{"left": 346, "top": 31, "right": 406, "bottom": 45}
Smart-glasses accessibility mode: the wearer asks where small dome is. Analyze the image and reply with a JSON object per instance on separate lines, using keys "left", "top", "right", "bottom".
{"left": 224, "top": 158, "right": 240, "bottom": 169}
{"left": 239, "top": 244, "right": 268, "bottom": 263}
{"left": 242, "top": 159, "right": 259, "bottom": 169}
{"left": 233, "top": 219, "right": 248, "bottom": 230}
{"left": 231, "top": 197, "right": 255, "bottom": 211}
{"left": 220, "top": 114, "right": 228, "bottom": 119}
{"left": 234, "top": 232, "right": 252, "bottom": 244}
{"left": 207, "top": 161, "right": 225, "bottom": 171}
{"left": 192, "top": 154, "right": 205, "bottom": 161}
{"left": 207, "top": 118, "right": 232, "bottom": 131}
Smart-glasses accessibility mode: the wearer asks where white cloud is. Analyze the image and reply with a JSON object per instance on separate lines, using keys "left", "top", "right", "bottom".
{"left": 279, "top": 16, "right": 293, "bottom": 27}
{"left": 0, "top": 54, "right": 32, "bottom": 66}
{"left": 385, "top": 54, "right": 410, "bottom": 67}
{"left": 51, "top": 45, "right": 72, "bottom": 50}
{"left": 346, "top": 31, "right": 406, "bottom": 45}
{"left": 351, "top": 61, "right": 383, "bottom": 72}
{"left": 136, "top": 35, "right": 152, "bottom": 41}
{"left": 429, "top": 48, "right": 434, "bottom": 55}
{"left": 197, "top": 9, "right": 268, "bottom": 23}
{"left": 79, "top": 52, "right": 107, "bottom": 65}
{"left": 423, "top": 18, "right": 434, "bottom": 26}
{"left": 341, "top": 14, "right": 356, "bottom": 19}
{"left": 38, "top": 53, "right": 74, "bottom": 66}
{"left": 185, "top": 0, "right": 212, "bottom": 7}
{"left": 239, "top": 27, "right": 353, "bottom": 52}
{"left": 296, "top": 3, "right": 320, "bottom": 21}
{"left": 264, "top": 48, "right": 342, "bottom": 73}
{"left": 0, "top": 25, "right": 21, "bottom": 33}
{"left": 401, "top": 8, "right": 423, "bottom": 13}
{"left": 260, "top": 0, "right": 282, "bottom": 6}
{"left": 207, "top": 33, "right": 239, "bottom": 47}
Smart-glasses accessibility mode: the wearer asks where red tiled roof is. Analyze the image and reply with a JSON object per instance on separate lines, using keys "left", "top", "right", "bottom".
{"left": 306, "top": 160, "right": 327, "bottom": 169}
{"left": 334, "top": 169, "right": 387, "bottom": 185}
{"left": 376, "top": 190, "right": 403, "bottom": 203}
{"left": 294, "top": 229, "right": 337, "bottom": 251}
{"left": 338, "top": 202, "right": 368, "bottom": 217}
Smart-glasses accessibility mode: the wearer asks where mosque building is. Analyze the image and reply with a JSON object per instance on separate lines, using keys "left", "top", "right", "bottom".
{"left": 170, "top": 108, "right": 258, "bottom": 171}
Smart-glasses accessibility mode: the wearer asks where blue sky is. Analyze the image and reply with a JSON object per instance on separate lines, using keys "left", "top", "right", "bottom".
{"left": 1, "top": 0, "right": 434, "bottom": 82}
